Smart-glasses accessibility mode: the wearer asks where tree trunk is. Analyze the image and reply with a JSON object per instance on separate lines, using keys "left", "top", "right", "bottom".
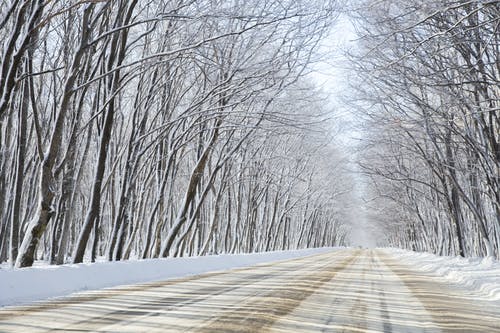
{"left": 15, "top": 5, "right": 94, "bottom": 268}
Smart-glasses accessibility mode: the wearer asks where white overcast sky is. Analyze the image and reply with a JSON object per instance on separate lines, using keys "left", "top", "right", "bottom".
{"left": 307, "top": 14, "right": 379, "bottom": 247}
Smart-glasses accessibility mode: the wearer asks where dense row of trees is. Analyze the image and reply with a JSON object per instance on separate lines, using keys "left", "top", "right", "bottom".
{"left": 351, "top": 0, "right": 499, "bottom": 258}
{"left": 0, "top": 0, "right": 349, "bottom": 267}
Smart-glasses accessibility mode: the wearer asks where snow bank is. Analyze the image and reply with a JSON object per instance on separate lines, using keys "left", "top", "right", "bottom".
{"left": 0, "top": 247, "right": 337, "bottom": 307}
{"left": 381, "top": 248, "right": 500, "bottom": 301}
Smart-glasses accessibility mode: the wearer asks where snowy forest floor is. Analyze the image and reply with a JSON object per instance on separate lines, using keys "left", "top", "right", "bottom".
{"left": 0, "top": 248, "right": 499, "bottom": 332}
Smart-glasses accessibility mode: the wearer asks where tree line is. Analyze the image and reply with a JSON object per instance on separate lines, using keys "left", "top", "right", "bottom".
{"left": 0, "top": 0, "right": 349, "bottom": 267}
{"left": 351, "top": 0, "right": 499, "bottom": 258}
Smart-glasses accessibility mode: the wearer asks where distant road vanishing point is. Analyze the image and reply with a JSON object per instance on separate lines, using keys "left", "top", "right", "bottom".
{"left": 0, "top": 249, "right": 498, "bottom": 332}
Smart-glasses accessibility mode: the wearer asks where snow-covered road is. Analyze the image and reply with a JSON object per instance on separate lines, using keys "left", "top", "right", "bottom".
{"left": 0, "top": 249, "right": 498, "bottom": 332}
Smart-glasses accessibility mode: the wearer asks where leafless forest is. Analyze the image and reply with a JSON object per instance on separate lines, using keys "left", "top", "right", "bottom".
{"left": 0, "top": 0, "right": 351, "bottom": 267}
{"left": 0, "top": 0, "right": 499, "bottom": 268}
{"left": 351, "top": 1, "right": 500, "bottom": 258}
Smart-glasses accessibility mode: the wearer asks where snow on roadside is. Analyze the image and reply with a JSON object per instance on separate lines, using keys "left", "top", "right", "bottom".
{"left": 0, "top": 247, "right": 339, "bottom": 308}
{"left": 381, "top": 248, "right": 500, "bottom": 301}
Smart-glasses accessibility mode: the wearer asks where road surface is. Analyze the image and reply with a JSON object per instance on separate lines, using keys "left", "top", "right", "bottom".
{"left": 0, "top": 249, "right": 498, "bottom": 332}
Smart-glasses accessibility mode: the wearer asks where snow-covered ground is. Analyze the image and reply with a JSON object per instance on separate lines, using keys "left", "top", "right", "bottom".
{"left": 381, "top": 248, "right": 500, "bottom": 301}
{"left": 2, "top": 247, "right": 499, "bottom": 309}
{"left": 0, "top": 247, "right": 338, "bottom": 307}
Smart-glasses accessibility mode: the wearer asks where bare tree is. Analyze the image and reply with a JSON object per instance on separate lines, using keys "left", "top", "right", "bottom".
{"left": 350, "top": 0, "right": 499, "bottom": 258}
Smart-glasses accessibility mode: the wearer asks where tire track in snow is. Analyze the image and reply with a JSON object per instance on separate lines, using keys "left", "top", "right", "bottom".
{"left": 195, "top": 251, "right": 359, "bottom": 332}
{"left": 0, "top": 250, "right": 354, "bottom": 332}
{"left": 0, "top": 249, "right": 498, "bottom": 332}
{"left": 91, "top": 250, "right": 357, "bottom": 333}
{"left": 378, "top": 250, "right": 500, "bottom": 332}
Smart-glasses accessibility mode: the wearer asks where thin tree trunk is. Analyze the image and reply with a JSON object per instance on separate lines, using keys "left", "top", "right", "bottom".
{"left": 15, "top": 5, "right": 94, "bottom": 267}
